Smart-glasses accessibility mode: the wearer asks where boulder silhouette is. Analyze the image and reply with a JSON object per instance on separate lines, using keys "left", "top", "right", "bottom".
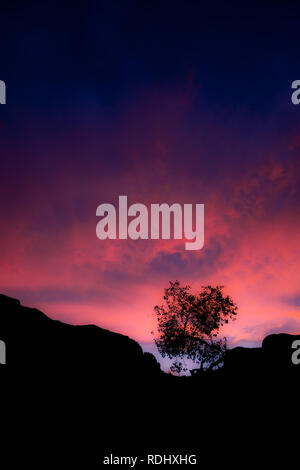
{"left": 262, "top": 332, "right": 300, "bottom": 373}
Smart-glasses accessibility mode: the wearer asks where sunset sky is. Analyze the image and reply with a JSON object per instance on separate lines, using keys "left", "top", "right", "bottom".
{"left": 1, "top": 1, "right": 300, "bottom": 367}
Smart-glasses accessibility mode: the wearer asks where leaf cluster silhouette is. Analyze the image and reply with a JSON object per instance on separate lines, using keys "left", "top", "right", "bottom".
{"left": 154, "top": 280, "right": 238, "bottom": 373}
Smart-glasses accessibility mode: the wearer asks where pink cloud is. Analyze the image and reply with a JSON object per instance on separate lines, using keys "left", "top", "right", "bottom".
{"left": 1, "top": 85, "right": 300, "bottom": 346}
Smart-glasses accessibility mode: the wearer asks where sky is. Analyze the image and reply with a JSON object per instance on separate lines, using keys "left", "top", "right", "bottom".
{"left": 0, "top": 1, "right": 300, "bottom": 369}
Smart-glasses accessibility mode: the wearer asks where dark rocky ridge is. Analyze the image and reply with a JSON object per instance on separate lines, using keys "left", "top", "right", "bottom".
{"left": 0, "top": 293, "right": 145, "bottom": 372}
{"left": 1, "top": 293, "right": 299, "bottom": 466}
{"left": 1, "top": 293, "right": 299, "bottom": 381}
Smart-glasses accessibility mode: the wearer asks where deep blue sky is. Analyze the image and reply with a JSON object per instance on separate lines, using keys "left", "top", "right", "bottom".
{"left": 1, "top": 0, "right": 300, "bottom": 114}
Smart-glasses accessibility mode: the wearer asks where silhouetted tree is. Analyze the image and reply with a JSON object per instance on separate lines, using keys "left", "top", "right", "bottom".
{"left": 154, "top": 280, "right": 238, "bottom": 374}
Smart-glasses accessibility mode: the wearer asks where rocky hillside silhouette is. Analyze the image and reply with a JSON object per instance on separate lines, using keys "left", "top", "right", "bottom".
{"left": 1, "top": 293, "right": 299, "bottom": 467}
{"left": 1, "top": 293, "right": 299, "bottom": 382}
{"left": 0, "top": 293, "right": 162, "bottom": 380}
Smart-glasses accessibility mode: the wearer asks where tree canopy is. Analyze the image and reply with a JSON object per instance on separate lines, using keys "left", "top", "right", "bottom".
{"left": 154, "top": 280, "right": 238, "bottom": 374}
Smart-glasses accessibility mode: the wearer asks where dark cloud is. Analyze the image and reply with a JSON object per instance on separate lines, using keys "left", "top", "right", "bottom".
{"left": 148, "top": 252, "right": 187, "bottom": 275}
{"left": 1, "top": 287, "right": 113, "bottom": 306}
{"left": 264, "top": 319, "right": 300, "bottom": 336}
{"left": 282, "top": 295, "right": 300, "bottom": 307}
